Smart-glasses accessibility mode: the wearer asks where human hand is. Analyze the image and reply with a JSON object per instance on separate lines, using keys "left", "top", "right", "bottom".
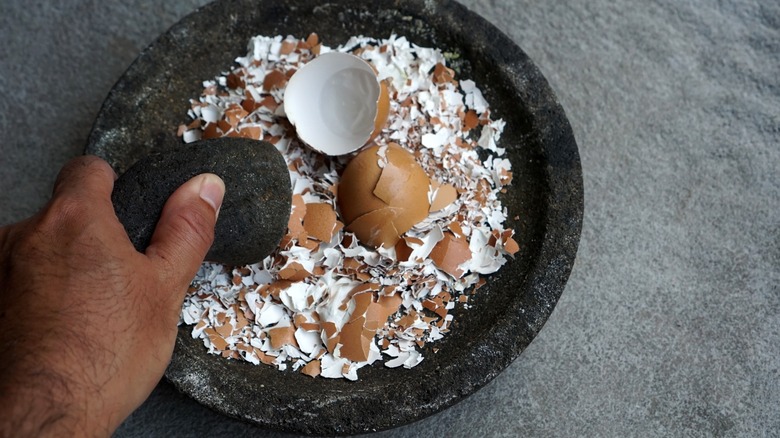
{"left": 0, "top": 156, "right": 224, "bottom": 437}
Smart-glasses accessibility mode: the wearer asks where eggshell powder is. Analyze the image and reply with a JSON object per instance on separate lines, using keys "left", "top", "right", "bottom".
{"left": 178, "top": 34, "right": 518, "bottom": 380}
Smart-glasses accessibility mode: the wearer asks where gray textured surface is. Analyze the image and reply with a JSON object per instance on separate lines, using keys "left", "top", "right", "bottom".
{"left": 1, "top": 0, "right": 778, "bottom": 437}
{"left": 111, "top": 139, "right": 291, "bottom": 266}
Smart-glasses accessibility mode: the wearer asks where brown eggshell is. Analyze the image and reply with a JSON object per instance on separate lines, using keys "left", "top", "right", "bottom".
{"left": 365, "top": 293, "right": 403, "bottom": 329}
{"left": 345, "top": 207, "right": 402, "bottom": 249}
{"left": 429, "top": 181, "right": 458, "bottom": 212}
{"left": 338, "top": 143, "right": 430, "bottom": 248}
{"left": 504, "top": 236, "right": 520, "bottom": 255}
{"left": 303, "top": 202, "right": 339, "bottom": 242}
{"left": 338, "top": 145, "right": 384, "bottom": 222}
{"left": 278, "top": 261, "right": 312, "bottom": 282}
{"left": 268, "top": 325, "right": 298, "bottom": 350}
{"left": 429, "top": 232, "right": 472, "bottom": 279}
{"left": 339, "top": 316, "right": 373, "bottom": 362}
{"left": 368, "top": 80, "right": 390, "bottom": 142}
{"left": 301, "top": 359, "right": 321, "bottom": 377}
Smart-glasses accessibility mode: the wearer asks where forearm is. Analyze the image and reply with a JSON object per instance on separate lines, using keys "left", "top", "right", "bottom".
{"left": 0, "top": 360, "right": 94, "bottom": 438}
{"left": 0, "top": 322, "right": 115, "bottom": 438}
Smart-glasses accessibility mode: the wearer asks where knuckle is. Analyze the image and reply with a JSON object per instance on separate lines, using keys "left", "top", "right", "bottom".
{"left": 54, "top": 156, "right": 115, "bottom": 194}
{"left": 9, "top": 196, "right": 91, "bottom": 259}
{"left": 81, "top": 155, "right": 115, "bottom": 177}
{"left": 40, "top": 195, "right": 90, "bottom": 231}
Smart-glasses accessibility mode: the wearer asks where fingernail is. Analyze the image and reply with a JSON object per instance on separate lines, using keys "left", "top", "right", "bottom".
{"left": 199, "top": 174, "right": 225, "bottom": 217}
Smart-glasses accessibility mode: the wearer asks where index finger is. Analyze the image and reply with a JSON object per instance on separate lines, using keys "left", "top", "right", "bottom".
{"left": 52, "top": 155, "right": 118, "bottom": 204}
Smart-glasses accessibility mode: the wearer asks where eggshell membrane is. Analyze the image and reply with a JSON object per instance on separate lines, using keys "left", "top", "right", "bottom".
{"left": 284, "top": 52, "right": 388, "bottom": 155}
{"left": 338, "top": 143, "right": 431, "bottom": 248}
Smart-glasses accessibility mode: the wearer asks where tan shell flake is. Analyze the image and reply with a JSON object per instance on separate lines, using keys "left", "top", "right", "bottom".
{"left": 504, "top": 236, "right": 520, "bottom": 255}
{"left": 303, "top": 202, "right": 342, "bottom": 242}
{"left": 463, "top": 110, "right": 479, "bottom": 131}
{"left": 280, "top": 39, "right": 297, "bottom": 55}
{"left": 432, "top": 62, "right": 456, "bottom": 85}
{"left": 268, "top": 325, "right": 298, "bottom": 350}
{"left": 204, "top": 328, "right": 229, "bottom": 351}
{"left": 263, "top": 69, "right": 288, "bottom": 91}
{"left": 286, "top": 194, "right": 308, "bottom": 243}
{"left": 278, "top": 261, "right": 311, "bottom": 282}
{"left": 429, "top": 232, "right": 472, "bottom": 279}
{"left": 429, "top": 181, "right": 459, "bottom": 212}
{"left": 365, "top": 293, "right": 403, "bottom": 329}
{"left": 301, "top": 359, "right": 321, "bottom": 377}
{"left": 339, "top": 317, "right": 374, "bottom": 362}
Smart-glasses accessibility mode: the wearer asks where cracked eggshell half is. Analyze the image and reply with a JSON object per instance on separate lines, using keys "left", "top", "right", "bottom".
{"left": 284, "top": 52, "right": 390, "bottom": 156}
{"left": 337, "top": 143, "right": 430, "bottom": 248}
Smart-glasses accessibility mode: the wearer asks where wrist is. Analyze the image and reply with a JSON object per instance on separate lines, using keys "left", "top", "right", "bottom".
{"left": 0, "top": 342, "right": 113, "bottom": 438}
{"left": 0, "top": 369, "right": 88, "bottom": 437}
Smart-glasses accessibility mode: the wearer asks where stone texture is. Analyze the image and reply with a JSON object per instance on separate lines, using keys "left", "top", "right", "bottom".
{"left": 1, "top": 0, "right": 778, "bottom": 437}
{"left": 89, "top": 0, "right": 582, "bottom": 434}
{"left": 111, "top": 138, "right": 291, "bottom": 266}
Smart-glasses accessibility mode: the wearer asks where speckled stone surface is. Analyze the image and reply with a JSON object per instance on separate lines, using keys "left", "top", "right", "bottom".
{"left": 1, "top": 0, "right": 779, "bottom": 437}
{"left": 111, "top": 138, "right": 291, "bottom": 266}
{"left": 84, "top": 0, "right": 582, "bottom": 434}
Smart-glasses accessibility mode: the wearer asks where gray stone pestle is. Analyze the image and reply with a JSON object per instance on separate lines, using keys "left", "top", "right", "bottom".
{"left": 111, "top": 138, "right": 292, "bottom": 266}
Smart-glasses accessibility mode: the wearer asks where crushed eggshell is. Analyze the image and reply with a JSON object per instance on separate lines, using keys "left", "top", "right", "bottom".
{"left": 178, "top": 34, "right": 516, "bottom": 380}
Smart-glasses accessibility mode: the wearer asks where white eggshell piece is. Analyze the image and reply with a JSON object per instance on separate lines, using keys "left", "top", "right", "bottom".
{"left": 285, "top": 52, "right": 380, "bottom": 155}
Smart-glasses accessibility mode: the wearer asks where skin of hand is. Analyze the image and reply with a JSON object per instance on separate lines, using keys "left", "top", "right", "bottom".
{"left": 0, "top": 156, "right": 225, "bottom": 437}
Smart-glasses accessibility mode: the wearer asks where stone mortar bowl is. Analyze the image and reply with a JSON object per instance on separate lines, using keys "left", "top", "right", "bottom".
{"left": 85, "top": 0, "right": 583, "bottom": 434}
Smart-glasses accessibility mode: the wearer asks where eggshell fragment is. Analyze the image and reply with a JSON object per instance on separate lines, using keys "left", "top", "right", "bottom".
{"left": 338, "top": 143, "right": 430, "bottom": 248}
{"left": 429, "top": 232, "right": 472, "bottom": 279}
{"left": 504, "top": 236, "right": 520, "bottom": 255}
{"left": 287, "top": 194, "right": 308, "bottom": 242}
{"left": 339, "top": 316, "right": 373, "bottom": 362}
{"left": 263, "top": 69, "right": 288, "bottom": 91}
{"left": 429, "top": 181, "right": 458, "bottom": 212}
{"left": 303, "top": 202, "right": 341, "bottom": 242}
{"left": 278, "top": 261, "right": 311, "bottom": 282}
{"left": 301, "top": 359, "right": 321, "bottom": 377}
{"left": 284, "top": 52, "right": 390, "bottom": 155}
{"left": 365, "top": 293, "right": 403, "bottom": 329}
{"left": 268, "top": 325, "right": 298, "bottom": 350}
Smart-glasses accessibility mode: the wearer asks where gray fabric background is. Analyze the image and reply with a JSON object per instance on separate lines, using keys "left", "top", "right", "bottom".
{"left": 1, "top": 0, "right": 778, "bottom": 436}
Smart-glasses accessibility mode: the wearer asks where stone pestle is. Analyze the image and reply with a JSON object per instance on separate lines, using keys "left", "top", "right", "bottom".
{"left": 110, "top": 138, "right": 292, "bottom": 266}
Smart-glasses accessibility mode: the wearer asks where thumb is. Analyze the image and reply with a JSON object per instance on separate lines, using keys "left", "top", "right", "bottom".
{"left": 145, "top": 173, "right": 225, "bottom": 287}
